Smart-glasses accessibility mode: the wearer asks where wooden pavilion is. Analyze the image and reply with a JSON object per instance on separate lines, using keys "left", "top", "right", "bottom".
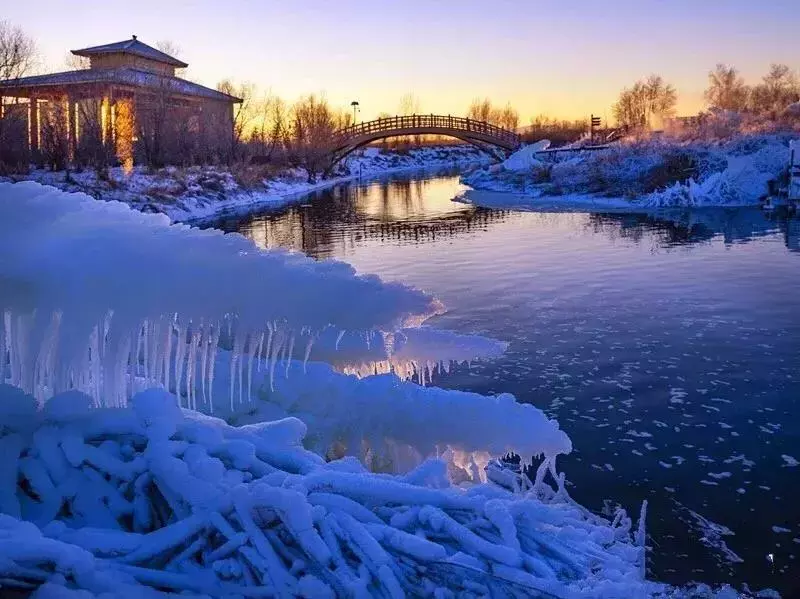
{"left": 0, "top": 36, "right": 242, "bottom": 167}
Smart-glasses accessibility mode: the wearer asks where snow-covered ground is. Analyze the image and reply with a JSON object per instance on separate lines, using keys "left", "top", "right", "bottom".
{"left": 461, "top": 134, "right": 798, "bottom": 211}
{"left": 0, "top": 145, "right": 486, "bottom": 224}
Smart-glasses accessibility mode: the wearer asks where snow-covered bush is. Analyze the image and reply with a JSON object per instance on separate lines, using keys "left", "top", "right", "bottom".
{"left": 463, "top": 134, "right": 797, "bottom": 208}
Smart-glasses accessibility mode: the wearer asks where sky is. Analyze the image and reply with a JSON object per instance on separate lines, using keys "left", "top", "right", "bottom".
{"left": 5, "top": 0, "right": 799, "bottom": 122}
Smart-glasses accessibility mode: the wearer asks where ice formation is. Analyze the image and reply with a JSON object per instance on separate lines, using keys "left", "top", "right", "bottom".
{"left": 215, "top": 357, "right": 572, "bottom": 478}
{"left": 305, "top": 328, "right": 508, "bottom": 385}
{"left": 0, "top": 182, "right": 482, "bottom": 408}
{"left": 0, "top": 386, "right": 658, "bottom": 598}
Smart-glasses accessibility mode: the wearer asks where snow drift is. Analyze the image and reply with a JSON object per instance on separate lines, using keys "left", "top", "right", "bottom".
{"left": 0, "top": 385, "right": 656, "bottom": 598}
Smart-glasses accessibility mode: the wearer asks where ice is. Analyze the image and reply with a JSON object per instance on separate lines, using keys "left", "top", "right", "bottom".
{"left": 0, "top": 182, "right": 490, "bottom": 408}
{"left": 781, "top": 454, "right": 799, "bottom": 467}
{"left": 0, "top": 387, "right": 664, "bottom": 596}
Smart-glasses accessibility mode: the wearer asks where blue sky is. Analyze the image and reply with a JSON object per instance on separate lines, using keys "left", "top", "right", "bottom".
{"left": 5, "top": 0, "right": 799, "bottom": 121}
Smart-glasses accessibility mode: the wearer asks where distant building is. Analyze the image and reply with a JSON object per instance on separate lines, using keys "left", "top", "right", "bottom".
{"left": 0, "top": 36, "right": 241, "bottom": 168}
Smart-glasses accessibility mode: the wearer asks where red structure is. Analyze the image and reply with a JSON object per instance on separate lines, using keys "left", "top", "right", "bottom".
{"left": 0, "top": 36, "right": 241, "bottom": 167}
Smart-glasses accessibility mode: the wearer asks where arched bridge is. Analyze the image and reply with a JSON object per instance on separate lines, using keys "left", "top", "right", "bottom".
{"left": 329, "top": 115, "right": 523, "bottom": 164}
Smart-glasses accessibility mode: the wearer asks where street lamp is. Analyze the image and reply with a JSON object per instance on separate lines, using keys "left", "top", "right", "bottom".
{"left": 350, "top": 101, "right": 360, "bottom": 125}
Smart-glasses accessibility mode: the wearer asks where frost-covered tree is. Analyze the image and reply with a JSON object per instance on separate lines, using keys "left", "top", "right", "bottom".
{"left": 613, "top": 75, "right": 677, "bottom": 130}
{"left": 704, "top": 64, "right": 749, "bottom": 112}
{"left": 749, "top": 63, "right": 800, "bottom": 115}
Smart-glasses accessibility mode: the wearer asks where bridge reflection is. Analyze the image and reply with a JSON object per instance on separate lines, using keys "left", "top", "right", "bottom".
{"left": 209, "top": 173, "right": 800, "bottom": 258}
{"left": 213, "top": 173, "right": 512, "bottom": 258}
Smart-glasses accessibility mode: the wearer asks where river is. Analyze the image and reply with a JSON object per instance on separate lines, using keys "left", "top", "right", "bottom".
{"left": 208, "top": 169, "right": 800, "bottom": 594}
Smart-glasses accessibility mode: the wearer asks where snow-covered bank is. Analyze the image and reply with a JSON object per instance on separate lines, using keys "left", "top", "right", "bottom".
{"left": 1, "top": 145, "right": 486, "bottom": 224}
{"left": 461, "top": 134, "right": 798, "bottom": 210}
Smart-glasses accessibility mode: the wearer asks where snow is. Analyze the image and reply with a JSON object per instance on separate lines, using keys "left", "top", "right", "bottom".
{"left": 0, "top": 385, "right": 664, "bottom": 598}
{"left": 501, "top": 140, "right": 549, "bottom": 172}
{"left": 461, "top": 134, "right": 799, "bottom": 210}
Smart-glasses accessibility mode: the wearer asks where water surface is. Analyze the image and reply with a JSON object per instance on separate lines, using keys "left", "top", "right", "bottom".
{"left": 211, "top": 170, "right": 800, "bottom": 593}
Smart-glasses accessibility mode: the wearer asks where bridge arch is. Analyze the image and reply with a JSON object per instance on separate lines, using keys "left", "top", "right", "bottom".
{"left": 328, "top": 115, "right": 522, "bottom": 166}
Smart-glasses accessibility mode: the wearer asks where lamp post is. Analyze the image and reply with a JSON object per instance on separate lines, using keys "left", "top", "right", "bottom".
{"left": 350, "top": 100, "right": 360, "bottom": 125}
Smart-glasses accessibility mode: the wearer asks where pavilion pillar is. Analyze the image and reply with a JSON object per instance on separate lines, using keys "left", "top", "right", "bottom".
{"left": 29, "top": 96, "right": 39, "bottom": 152}
{"left": 103, "top": 86, "right": 114, "bottom": 146}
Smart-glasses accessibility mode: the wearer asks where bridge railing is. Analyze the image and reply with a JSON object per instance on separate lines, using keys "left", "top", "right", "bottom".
{"left": 335, "top": 115, "right": 521, "bottom": 147}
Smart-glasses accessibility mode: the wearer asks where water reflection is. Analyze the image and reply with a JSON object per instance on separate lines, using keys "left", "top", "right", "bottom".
{"left": 212, "top": 172, "right": 510, "bottom": 259}
{"left": 210, "top": 172, "right": 800, "bottom": 257}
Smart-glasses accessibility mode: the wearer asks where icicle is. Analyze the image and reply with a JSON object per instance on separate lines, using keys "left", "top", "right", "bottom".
{"left": 207, "top": 323, "right": 220, "bottom": 415}
{"left": 263, "top": 323, "right": 273, "bottom": 372}
{"left": 246, "top": 332, "right": 257, "bottom": 403}
{"left": 302, "top": 336, "right": 314, "bottom": 374}
{"left": 199, "top": 324, "right": 210, "bottom": 406}
{"left": 186, "top": 327, "right": 201, "bottom": 411}
{"left": 173, "top": 324, "right": 188, "bottom": 408}
{"left": 256, "top": 332, "right": 265, "bottom": 373}
{"left": 268, "top": 329, "right": 283, "bottom": 392}
{"left": 284, "top": 334, "right": 295, "bottom": 379}
{"left": 162, "top": 316, "right": 174, "bottom": 393}
{"left": 230, "top": 328, "right": 244, "bottom": 411}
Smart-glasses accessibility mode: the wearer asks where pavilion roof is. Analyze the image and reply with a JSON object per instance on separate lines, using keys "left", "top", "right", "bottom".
{"left": 72, "top": 36, "right": 188, "bottom": 68}
{"left": 0, "top": 68, "right": 242, "bottom": 103}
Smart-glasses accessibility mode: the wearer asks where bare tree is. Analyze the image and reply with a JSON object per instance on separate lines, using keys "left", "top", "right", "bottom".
{"left": 40, "top": 101, "right": 70, "bottom": 171}
{"left": 287, "top": 94, "right": 346, "bottom": 182}
{"left": 217, "top": 79, "right": 257, "bottom": 163}
{"left": 0, "top": 21, "right": 36, "bottom": 80}
{"left": 704, "top": 64, "right": 749, "bottom": 112}
{"left": 251, "top": 93, "right": 289, "bottom": 163}
{"left": 398, "top": 93, "right": 421, "bottom": 116}
{"left": 613, "top": 75, "right": 677, "bottom": 130}
{"left": 466, "top": 98, "right": 519, "bottom": 130}
{"left": 749, "top": 63, "right": 800, "bottom": 115}
{"left": 525, "top": 115, "right": 588, "bottom": 145}
{"left": 64, "top": 52, "right": 90, "bottom": 71}
{"left": 75, "top": 98, "right": 113, "bottom": 176}
{"left": 0, "top": 22, "right": 36, "bottom": 172}
{"left": 156, "top": 40, "right": 187, "bottom": 78}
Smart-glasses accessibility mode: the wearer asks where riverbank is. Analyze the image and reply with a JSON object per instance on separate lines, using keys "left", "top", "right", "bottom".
{"left": 0, "top": 145, "right": 486, "bottom": 224}
{"left": 461, "top": 133, "right": 798, "bottom": 211}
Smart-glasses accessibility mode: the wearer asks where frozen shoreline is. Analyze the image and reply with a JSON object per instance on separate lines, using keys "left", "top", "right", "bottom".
{"left": 177, "top": 155, "right": 487, "bottom": 226}
{"left": 460, "top": 134, "right": 799, "bottom": 212}
{"left": 1, "top": 145, "right": 488, "bottom": 226}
